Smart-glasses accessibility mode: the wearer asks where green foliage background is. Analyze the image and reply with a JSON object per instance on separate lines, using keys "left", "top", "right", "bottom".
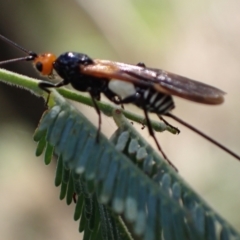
{"left": 0, "top": 0, "right": 240, "bottom": 239}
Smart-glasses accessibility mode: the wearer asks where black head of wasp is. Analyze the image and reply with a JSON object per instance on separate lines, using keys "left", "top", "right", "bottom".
{"left": 0, "top": 33, "right": 239, "bottom": 171}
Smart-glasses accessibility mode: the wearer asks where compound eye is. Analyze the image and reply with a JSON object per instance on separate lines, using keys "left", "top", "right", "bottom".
{"left": 35, "top": 62, "right": 43, "bottom": 72}
{"left": 33, "top": 53, "right": 57, "bottom": 76}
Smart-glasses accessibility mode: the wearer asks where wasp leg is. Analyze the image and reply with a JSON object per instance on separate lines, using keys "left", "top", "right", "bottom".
{"left": 158, "top": 115, "right": 180, "bottom": 134}
{"left": 142, "top": 107, "right": 178, "bottom": 171}
{"left": 109, "top": 92, "right": 178, "bottom": 171}
{"left": 110, "top": 94, "right": 146, "bottom": 131}
{"left": 89, "top": 92, "right": 102, "bottom": 143}
{"left": 120, "top": 98, "right": 125, "bottom": 110}
{"left": 38, "top": 80, "right": 66, "bottom": 92}
{"left": 115, "top": 96, "right": 125, "bottom": 109}
{"left": 104, "top": 91, "right": 128, "bottom": 109}
{"left": 38, "top": 80, "right": 66, "bottom": 105}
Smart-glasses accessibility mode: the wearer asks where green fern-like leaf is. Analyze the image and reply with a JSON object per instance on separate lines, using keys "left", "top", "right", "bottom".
{"left": 33, "top": 91, "right": 240, "bottom": 240}
{"left": 1, "top": 69, "right": 240, "bottom": 240}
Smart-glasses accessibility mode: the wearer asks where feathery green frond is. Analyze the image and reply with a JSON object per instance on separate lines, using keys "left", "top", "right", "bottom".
{"left": 33, "top": 90, "right": 240, "bottom": 240}
{"left": 1, "top": 68, "right": 239, "bottom": 239}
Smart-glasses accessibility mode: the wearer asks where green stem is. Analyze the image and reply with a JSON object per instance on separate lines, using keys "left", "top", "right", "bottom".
{"left": 0, "top": 68, "right": 178, "bottom": 134}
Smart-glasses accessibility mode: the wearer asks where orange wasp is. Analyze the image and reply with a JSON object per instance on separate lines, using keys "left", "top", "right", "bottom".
{"left": 0, "top": 33, "right": 239, "bottom": 169}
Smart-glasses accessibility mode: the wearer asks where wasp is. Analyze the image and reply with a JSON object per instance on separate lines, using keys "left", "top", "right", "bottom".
{"left": 0, "top": 33, "right": 239, "bottom": 169}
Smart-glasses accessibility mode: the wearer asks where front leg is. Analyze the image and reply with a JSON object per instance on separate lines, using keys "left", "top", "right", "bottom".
{"left": 88, "top": 90, "right": 102, "bottom": 143}
{"left": 38, "top": 80, "right": 67, "bottom": 93}
{"left": 38, "top": 80, "right": 67, "bottom": 105}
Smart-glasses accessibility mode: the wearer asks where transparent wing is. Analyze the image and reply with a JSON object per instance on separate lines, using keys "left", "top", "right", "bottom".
{"left": 82, "top": 60, "right": 225, "bottom": 104}
{"left": 133, "top": 67, "right": 225, "bottom": 104}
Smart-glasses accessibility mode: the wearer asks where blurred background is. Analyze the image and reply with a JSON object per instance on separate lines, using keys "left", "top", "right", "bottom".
{"left": 0, "top": 0, "right": 240, "bottom": 239}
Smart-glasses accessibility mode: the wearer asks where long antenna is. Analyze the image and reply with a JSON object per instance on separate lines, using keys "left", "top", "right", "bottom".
{"left": 166, "top": 112, "right": 240, "bottom": 161}
{"left": 0, "top": 34, "right": 31, "bottom": 54}
{"left": 0, "top": 34, "right": 37, "bottom": 63}
{"left": 0, "top": 56, "right": 35, "bottom": 65}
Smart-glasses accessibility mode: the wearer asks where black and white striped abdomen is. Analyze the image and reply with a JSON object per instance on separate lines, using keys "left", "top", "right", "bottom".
{"left": 107, "top": 79, "right": 175, "bottom": 115}
{"left": 137, "top": 87, "right": 175, "bottom": 115}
